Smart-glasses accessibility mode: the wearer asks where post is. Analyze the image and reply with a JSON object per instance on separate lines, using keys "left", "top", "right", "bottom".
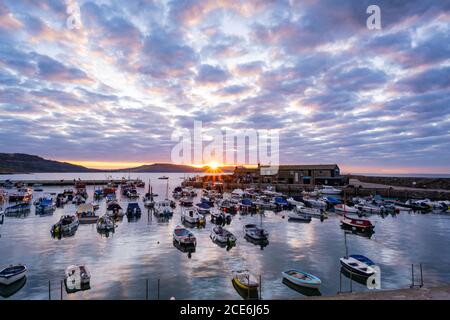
{"left": 146, "top": 279, "right": 148, "bottom": 300}
{"left": 157, "top": 278, "right": 160, "bottom": 300}
{"left": 48, "top": 280, "right": 51, "bottom": 300}
{"left": 350, "top": 272, "right": 352, "bottom": 292}
{"left": 420, "top": 263, "right": 424, "bottom": 287}
{"left": 60, "top": 280, "right": 63, "bottom": 300}
{"left": 259, "top": 275, "right": 262, "bottom": 300}
{"left": 339, "top": 271, "right": 342, "bottom": 294}
{"left": 411, "top": 264, "right": 414, "bottom": 288}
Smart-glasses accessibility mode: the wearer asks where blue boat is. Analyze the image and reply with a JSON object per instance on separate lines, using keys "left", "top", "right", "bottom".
{"left": 326, "top": 196, "right": 341, "bottom": 205}
{"left": 35, "top": 198, "right": 56, "bottom": 215}
{"left": 282, "top": 269, "right": 321, "bottom": 289}
{"left": 195, "top": 202, "right": 211, "bottom": 215}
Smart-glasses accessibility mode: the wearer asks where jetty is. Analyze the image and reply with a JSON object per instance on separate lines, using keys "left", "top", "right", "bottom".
{"left": 0, "top": 179, "right": 143, "bottom": 187}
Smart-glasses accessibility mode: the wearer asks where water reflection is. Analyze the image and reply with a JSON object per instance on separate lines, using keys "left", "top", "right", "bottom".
{"left": 0, "top": 277, "right": 27, "bottom": 298}
{"left": 282, "top": 278, "right": 322, "bottom": 297}
{"left": 231, "top": 279, "right": 259, "bottom": 300}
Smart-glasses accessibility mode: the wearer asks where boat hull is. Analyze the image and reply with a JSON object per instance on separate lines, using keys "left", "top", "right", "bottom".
{"left": 281, "top": 270, "right": 321, "bottom": 289}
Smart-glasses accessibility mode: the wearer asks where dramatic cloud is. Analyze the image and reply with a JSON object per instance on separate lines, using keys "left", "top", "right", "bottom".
{"left": 0, "top": 0, "right": 449, "bottom": 172}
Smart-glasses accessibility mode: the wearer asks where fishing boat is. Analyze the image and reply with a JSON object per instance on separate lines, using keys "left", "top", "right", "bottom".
{"left": 341, "top": 215, "right": 375, "bottom": 232}
{"left": 218, "top": 199, "right": 238, "bottom": 214}
{"left": 195, "top": 202, "right": 211, "bottom": 215}
{"left": 231, "top": 270, "right": 259, "bottom": 291}
{"left": 281, "top": 269, "right": 321, "bottom": 289}
{"left": 51, "top": 215, "right": 79, "bottom": 236}
{"left": 172, "top": 186, "right": 183, "bottom": 198}
{"left": 154, "top": 200, "right": 174, "bottom": 217}
{"left": 4, "top": 202, "right": 31, "bottom": 215}
{"left": 243, "top": 224, "right": 268, "bottom": 241}
{"left": 210, "top": 208, "right": 232, "bottom": 224}
{"left": 181, "top": 207, "right": 205, "bottom": 225}
{"left": 143, "top": 181, "right": 156, "bottom": 208}
{"left": 0, "top": 264, "right": 27, "bottom": 286}
{"left": 65, "top": 265, "right": 91, "bottom": 287}
{"left": 340, "top": 255, "right": 376, "bottom": 277}
{"left": 96, "top": 215, "right": 115, "bottom": 232}
{"left": 210, "top": 226, "right": 237, "bottom": 245}
{"left": 240, "top": 198, "right": 254, "bottom": 213}
{"left": 287, "top": 210, "right": 312, "bottom": 222}
{"left": 173, "top": 225, "right": 197, "bottom": 246}
{"left": 126, "top": 203, "right": 141, "bottom": 217}
{"left": 179, "top": 197, "right": 193, "bottom": 207}
{"left": 76, "top": 204, "right": 98, "bottom": 224}
{"left": 35, "top": 197, "right": 56, "bottom": 215}
{"left": 93, "top": 188, "right": 104, "bottom": 200}
{"left": 334, "top": 204, "right": 359, "bottom": 214}
{"left": 319, "top": 186, "right": 341, "bottom": 195}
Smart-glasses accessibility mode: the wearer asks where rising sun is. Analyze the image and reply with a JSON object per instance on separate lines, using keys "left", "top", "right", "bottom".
{"left": 208, "top": 161, "right": 219, "bottom": 170}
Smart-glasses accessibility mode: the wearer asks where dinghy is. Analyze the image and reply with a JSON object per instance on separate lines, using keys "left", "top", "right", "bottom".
{"left": 281, "top": 269, "right": 321, "bottom": 289}
{"left": 243, "top": 224, "right": 268, "bottom": 241}
{"left": 210, "top": 226, "right": 236, "bottom": 245}
{"left": 0, "top": 264, "right": 27, "bottom": 286}
{"left": 341, "top": 215, "right": 375, "bottom": 232}
{"left": 340, "top": 256, "right": 376, "bottom": 277}
{"left": 181, "top": 207, "right": 205, "bottom": 225}
{"left": 231, "top": 270, "right": 259, "bottom": 291}
{"left": 295, "top": 206, "right": 325, "bottom": 218}
{"left": 51, "top": 215, "right": 79, "bottom": 236}
{"left": 173, "top": 225, "right": 196, "bottom": 246}
{"left": 287, "top": 211, "right": 312, "bottom": 222}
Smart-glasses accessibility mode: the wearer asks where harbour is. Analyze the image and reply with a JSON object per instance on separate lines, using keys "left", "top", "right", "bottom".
{"left": 1, "top": 172, "right": 450, "bottom": 300}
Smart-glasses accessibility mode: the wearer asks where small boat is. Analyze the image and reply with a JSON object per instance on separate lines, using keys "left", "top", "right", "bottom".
{"left": 304, "top": 198, "right": 327, "bottom": 208}
{"left": 35, "top": 197, "right": 56, "bottom": 216}
{"left": 334, "top": 204, "right": 359, "bottom": 214}
{"left": 126, "top": 203, "right": 141, "bottom": 217}
{"left": 287, "top": 196, "right": 304, "bottom": 206}
{"left": 181, "top": 207, "right": 205, "bottom": 225}
{"left": 158, "top": 176, "right": 169, "bottom": 180}
{"left": 340, "top": 255, "right": 376, "bottom": 277}
{"left": 319, "top": 186, "right": 341, "bottom": 195}
{"left": 0, "top": 264, "right": 28, "bottom": 286}
{"left": 195, "top": 202, "right": 211, "bottom": 215}
{"left": 210, "top": 226, "right": 237, "bottom": 245}
{"left": 173, "top": 225, "right": 196, "bottom": 246}
{"left": 96, "top": 215, "right": 115, "bottom": 232}
{"left": 281, "top": 269, "right": 321, "bottom": 289}
{"left": 4, "top": 202, "right": 31, "bottom": 215}
{"left": 355, "top": 203, "right": 384, "bottom": 214}
{"left": 179, "top": 197, "right": 193, "bottom": 207}
{"left": 51, "top": 215, "right": 79, "bottom": 236}
{"left": 231, "top": 270, "right": 259, "bottom": 291}
{"left": 295, "top": 206, "right": 325, "bottom": 218}
{"left": 273, "top": 197, "right": 290, "bottom": 209}
{"left": 154, "top": 200, "right": 174, "bottom": 217}
{"left": 341, "top": 215, "right": 375, "bottom": 232}
{"left": 106, "top": 202, "right": 123, "bottom": 217}
{"left": 76, "top": 204, "right": 99, "bottom": 224}
{"left": 243, "top": 224, "right": 268, "bottom": 241}
{"left": 172, "top": 186, "right": 183, "bottom": 198}
{"left": 210, "top": 208, "right": 232, "bottom": 224}
{"left": 32, "top": 184, "right": 44, "bottom": 192}
{"left": 65, "top": 265, "right": 91, "bottom": 288}
{"left": 93, "top": 188, "right": 104, "bottom": 200}
{"left": 287, "top": 211, "right": 312, "bottom": 222}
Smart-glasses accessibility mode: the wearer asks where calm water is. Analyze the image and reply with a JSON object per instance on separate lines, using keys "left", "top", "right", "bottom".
{"left": 1, "top": 172, "right": 450, "bottom": 300}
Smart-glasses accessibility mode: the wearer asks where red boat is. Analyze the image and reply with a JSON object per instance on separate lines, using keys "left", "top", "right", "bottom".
{"left": 341, "top": 215, "right": 374, "bottom": 232}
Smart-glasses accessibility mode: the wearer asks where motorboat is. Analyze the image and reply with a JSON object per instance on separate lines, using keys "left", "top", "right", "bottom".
{"left": 281, "top": 269, "right": 321, "bottom": 289}
{"left": 179, "top": 197, "right": 194, "bottom": 207}
{"left": 154, "top": 200, "right": 174, "bottom": 217}
{"left": 181, "top": 207, "right": 205, "bottom": 225}
{"left": 217, "top": 199, "right": 238, "bottom": 214}
{"left": 76, "top": 204, "right": 98, "bottom": 224}
{"left": 340, "top": 255, "right": 376, "bottom": 277}
{"left": 287, "top": 210, "right": 312, "bottom": 222}
{"left": 303, "top": 198, "right": 327, "bottom": 208}
{"left": 93, "top": 188, "right": 104, "bottom": 200}
{"left": 195, "top": 202, "right": 211, "bottom": 215}
{"left": 172, "top": 186, "right": 183, "bottom": 198}
{"left": 97, "top": 215, "right": 115, "bottom": 232}
{"left": 355, "top": 203, "right": 384, "bottom": 214}
{"left": 0, "top": 264, "right": 27, "bottom": 286}
{"left": 173, "top": 225, "right": 197, "bottom": 246}
{"left": 295, "top": 206, "right": 325, "bottom": 218}
{"left": 210, "top": 208, "right": 232, "bottom": 224}
{"left": 210, "top": 226, "right": 237, "bottom": 245}
{"left": 35, "top": 197, "right": 56, "bottom": 215}
{"left": 319, "top": 186, "right": 341, "bottom": 195}
{"left": 231, "top": 270, "right": 259, "bottom": 291}
{"left": 334, "top": 204, "right": 359, "bottom": 214}
{"left": 51, "top": 215, "right": 79, "bottom": 236}
{"left": 240, "top": 198, "right": 254, "bottom": 213}
{"left": 287, "top": 196, "right": 304, "bottom": 206}
{"left": 273, "top": 197, "right": 290, "bottom": 209}
{"left": 243, "top": 224, "right": 268, "bottom": 241}
{"left": 72, "top": 194, "right": 86, "bottom": 205}
{"left": 126, "top": 203, "right": 142, "bottom": 217}
{"left": 341, "top": 215, "right": 375, "bottom": 232}
{"left": 4, "top": 202, "right": 31, "bottom": 215}
{"left": 65, "top": 265, "right": 91, "bottom": 287}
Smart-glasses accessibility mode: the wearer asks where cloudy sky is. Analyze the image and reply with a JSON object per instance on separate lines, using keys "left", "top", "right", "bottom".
{"left": 0, "top": 0, "right": 449, "bottom": 173}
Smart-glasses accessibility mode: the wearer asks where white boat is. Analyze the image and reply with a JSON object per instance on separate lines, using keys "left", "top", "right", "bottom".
{"left": 181, "top": 207, "right": 205, "bottom": 225}
{"left": 96, "top": 215, "right": 115, "bottom": 231}
{"left": 295, "top": 206, "right": 325, "bottom": 218}
{"left": 244, "top": 224, "right": 268, "bottom": 241}
{"left": 287, "top": 211, "right": 312, "bottom": 222}
{"left": 154, "top": 200, "right": 174, "bottom": 217}
{"left": 51, "top": 215, "right": 79, "bottom": 235}
{"left": 304, "top": 198, "right": 327, "bottom": 208}
{"left": 302, "top": 187, "right": 320, "bottom": 197}
{"left": 355, "top": 203, "right": 384, "bottom": 214}
{"left": 210, "top": 208, "right": 232, "bottom": 223}
{"left": 173, "top": 225, "right": 196, "bottom": 246}
{"left": 65, "top": 265, "right": 91, "bottom": 287}
{"left": 0, "top": 264, "right": 27, "bottom": 286}
{"left": 282, "top": 269, "right": 321, "bottom": 289}
{"left": 232, "top": 270, "right": 259, "bottom": 290}
{"left": 319, "top": 186, "right": 341, "bottom": 195}
{"left": 106, "top": 201, "right": 123, "bottom": 217}
{"left": 334, "top": 204, "right": 359, "bottom": 214}
{"left": 287, "top": 197, "right": 304, "bottom": 206}
{"left": 210, "top": 226, "right": 237, "bottom": 245}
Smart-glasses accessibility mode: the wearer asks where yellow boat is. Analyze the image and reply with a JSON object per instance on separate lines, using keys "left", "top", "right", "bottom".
{"left": 231, "top": 270, "right": 259, "bottom": 291}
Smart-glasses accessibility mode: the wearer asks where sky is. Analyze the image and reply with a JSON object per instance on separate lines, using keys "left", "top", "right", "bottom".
{"left": 0, "top": 0, "right": 449, "bottom": 173}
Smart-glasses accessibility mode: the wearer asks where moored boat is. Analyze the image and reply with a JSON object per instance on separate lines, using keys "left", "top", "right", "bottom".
{"left": 35, "top": 197, "right": 56, "bottom": 216}
{"left": 173, "top": 225, "right": 196, "bottom": 246}
{"left": 231, "top": 270, "right": 259, "bottom": 291}
{"left": 96, "top": 215, "right": 115, "bottom": 232}
{"left": 65, "top": 265, "right": 91, "bottom": 287}
{"left": 319, "top": 186, "right": 341, "bottom": 195}
{"left": 180, "top": 197, "right": 194, "bottom": 207}
{"left": 4, "top": 202, "right": 31, "bottom": 215}
{"left": 76, "top": 204, "right": 98, "bottom": 224}
{"left": 154, "top": 200, "right": 174, "bottom": 217}
{"left": 210, "top": 226, "right": 236, "bottom": 245}
{"left": 126, "top": 203, "right": 141, "bottom": 217}
{"left": 341, "top": 215, "right": 375, "bottom": 232}
{"left": 243, "top": 224, "right": 268, "bottom": 241}
{"left": 0, "top": 264, "right": 27, "bottom": 286}
{"left": 281, "top": 269, "right": 321, "bottom": 289}
{"left": 51, "top": 215, "right": 79, "bottom": 236}
{"left": 334, "top": 204, "right": 359, "bottom": 214}
{"left": 340, "top": 255, "right": 376, "bottom": 277}
{"left": 287, "top": 211, "right": 312, "bottom": 222}
{"left": 181, "top": 207, "right": 205, "bottom": 225}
